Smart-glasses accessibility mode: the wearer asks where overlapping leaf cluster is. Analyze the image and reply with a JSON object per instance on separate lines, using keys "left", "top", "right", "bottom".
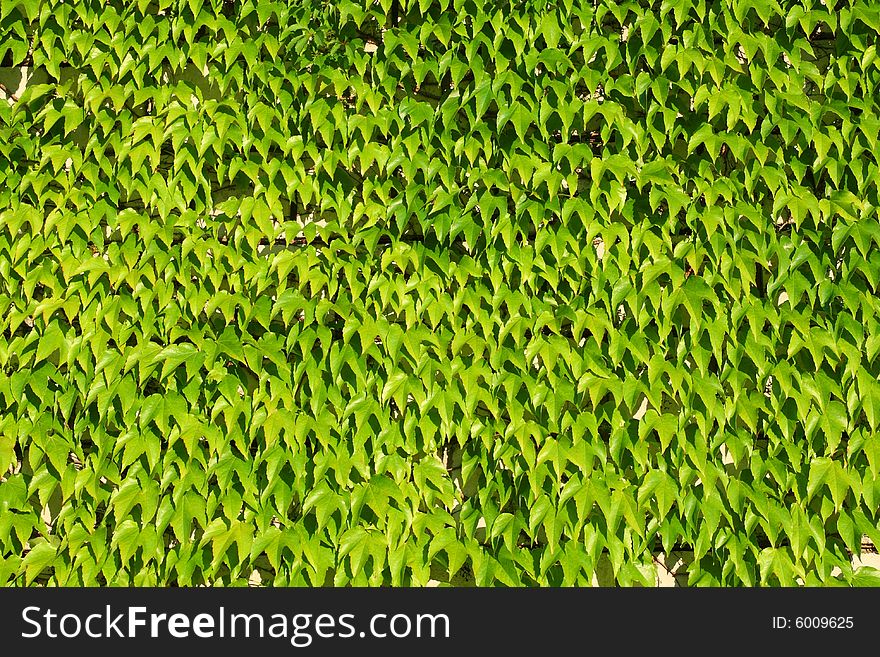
{"left": 1, "top": 0, "right": 879, "bottom": 586}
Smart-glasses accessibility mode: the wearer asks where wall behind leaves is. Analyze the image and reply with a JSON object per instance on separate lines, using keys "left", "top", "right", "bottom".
{"left": 1, "top": 0, "right": 879, "bottom": 586}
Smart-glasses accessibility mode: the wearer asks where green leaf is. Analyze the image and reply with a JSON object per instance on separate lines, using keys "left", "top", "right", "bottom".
{"left": 35, "top": 322, "right": 66, "bottom": 363}
{"left": 852, "top": 567, "right": 880, "bottom": 587}
{"left": 807, "top": 458, "right": 852, "bottom": 509}
{"left": 21, "top": 541, "right": 57, "bottom": 585}
{"left": 638, "top": 470, "right": 678, "bottom": 519}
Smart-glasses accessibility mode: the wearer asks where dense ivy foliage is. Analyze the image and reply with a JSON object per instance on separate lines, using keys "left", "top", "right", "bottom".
{"left": 1, "top": 0, "right": 880, "bottom": 586}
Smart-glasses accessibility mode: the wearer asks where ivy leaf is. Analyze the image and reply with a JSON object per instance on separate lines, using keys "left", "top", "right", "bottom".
{"left": 21, "top": 541, "right": 57, "bottom": 585}
{"left": 807, "top": 458, "right": 852, "bottom": 509}
{"left": 638, "top": 470, "right": 678, "bottom": 519}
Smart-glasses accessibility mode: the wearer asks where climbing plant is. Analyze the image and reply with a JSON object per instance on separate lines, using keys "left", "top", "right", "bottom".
{"left": 1, "top": 0, "right": 880, "bottom": 586}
